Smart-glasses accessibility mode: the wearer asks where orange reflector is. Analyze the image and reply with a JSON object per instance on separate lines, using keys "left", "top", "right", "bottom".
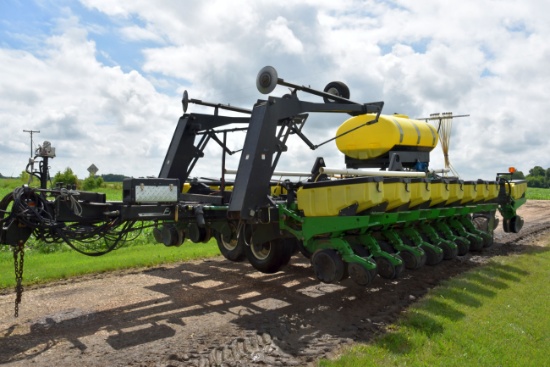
{"left": 509, "top": 167, "right": 516, "bottom": 174}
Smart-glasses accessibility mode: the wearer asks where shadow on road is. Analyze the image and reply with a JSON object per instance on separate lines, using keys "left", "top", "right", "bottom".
{"left": 0, "top": 241, "right": 547, "bottom": 365}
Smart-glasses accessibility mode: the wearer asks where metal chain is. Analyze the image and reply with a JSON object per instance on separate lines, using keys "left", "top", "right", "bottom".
{"left": 13, "top": 240, "right": 25, "bottom": 318}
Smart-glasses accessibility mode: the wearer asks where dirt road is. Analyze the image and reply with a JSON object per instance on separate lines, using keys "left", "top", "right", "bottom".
{"left": 1, "top": 201, "right": 549, "bottom": 367}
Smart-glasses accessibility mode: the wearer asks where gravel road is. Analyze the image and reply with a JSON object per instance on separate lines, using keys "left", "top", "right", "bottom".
{"left": 1, "top": 200, "right": 549, "bottom": 367}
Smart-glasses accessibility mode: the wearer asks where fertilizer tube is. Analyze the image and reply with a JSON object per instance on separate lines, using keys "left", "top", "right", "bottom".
{"left": 225, "top": 168, "right": 426, "bottom": 178}
{"left": 224, "top": 169, "right": 311, "bottom": 177}
{"left": 319, "top": 167, "right": 427, "bottom": 178}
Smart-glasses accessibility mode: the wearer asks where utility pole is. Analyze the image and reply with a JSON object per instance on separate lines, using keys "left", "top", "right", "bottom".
{"left": 23, "top": 129, "right": 40, "bottom": 157}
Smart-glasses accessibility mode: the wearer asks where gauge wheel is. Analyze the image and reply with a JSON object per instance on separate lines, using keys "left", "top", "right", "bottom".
{"left": 311, "top": 249, "right": 347, "bottom": 283}
{"left": 421, "top": 245, "right": 444, "bottom": 265}
{"left": 375, "top": 256, "right": 404, "bottom": 280}
{"left": 215, "top": 226, "right": 245, "bottom": 262}
{"left": 245, "top": 239, "right": 292, "bottom": 274}
{"left": 323, "top": 81, "right": 350, "bottom": 103}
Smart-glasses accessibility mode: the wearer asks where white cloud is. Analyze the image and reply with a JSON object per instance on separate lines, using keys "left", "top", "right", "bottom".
{"left": 265, "top": 16, "right": 304, "bottom": 55}
{"left": 1, "top": 0, "right": 549, "bottom": 182}
{"left": 119, "top": 25, "right": 165, "bottom": 43}
{"left": 0, "top": 13, "right": 177, "bottom": 178}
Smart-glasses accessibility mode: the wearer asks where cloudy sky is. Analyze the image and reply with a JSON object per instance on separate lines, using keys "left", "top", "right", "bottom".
{"left": 1, "top": 0, "right": 549, "bottom": 181}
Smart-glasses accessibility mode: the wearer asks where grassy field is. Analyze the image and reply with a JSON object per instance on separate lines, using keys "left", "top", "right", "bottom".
{"left": 0, "top": 178, "right": 220, "bottom": 289}
{"left": 526, "top": 187, "right": 550, "bottom": 200}
{"left": 1, "top": 179, "right": 549, "bottom": 366}
{"left": 320, "top": 244, "right": 550, "bottom": 367}
{"left": 0, "top": 239, "right": 219, "bottom": 289}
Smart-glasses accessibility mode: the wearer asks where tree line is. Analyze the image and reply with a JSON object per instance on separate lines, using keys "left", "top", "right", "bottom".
{"left": 50, "top": 168, "right": 129, "bottom": 190}
{"left": 5, "top": 166, "right": 548, "bottom": 189}
{"left": 515, "top": 166, "right": 550, "bottom": 188}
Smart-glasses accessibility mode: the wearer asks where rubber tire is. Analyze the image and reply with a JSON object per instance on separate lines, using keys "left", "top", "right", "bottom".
{"left": 245, "top": 239, "right": 292, "bottom": 274}
{"left": 215, "top": 232, "right": 245, "bottom": 262}
{"left": 421, "top": 245, "right": 444, "bottom": 266}
{"left": 348, "top": 262, "right": 373, "bottom": 286}
{"left": 466, "top": 234, "right": 484, "bottom": 252}
{"left": 311, "top": 249, "right": 346, "bottom": 283}
{"left": 439, "top": 241, "right": 458, "bottom": 260}
{"left": 510, "top": 216, "right": 524, "bottom": 233}
{"left": 323, "top": 81, "right": 350, "bottom": 103}
{"left": 375, "top": 256, "right": 404, "bottom": 280}
{"left": 455, "top": 237, "right": 470, "bottom": 256}
{"left": 400, "top": 249, "right": 426, "bottom": 270}
{"left": 503, "top": 219, "right": 510, "bottom": 233}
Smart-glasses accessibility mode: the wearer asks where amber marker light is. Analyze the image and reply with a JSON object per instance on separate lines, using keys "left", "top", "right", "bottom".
{"left": 509, "top": 167, "right": 517, "bottom": 174}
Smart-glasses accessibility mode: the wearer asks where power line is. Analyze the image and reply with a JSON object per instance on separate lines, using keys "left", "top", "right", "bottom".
{"left": 23, "top": 129, "right": 40, "bottom": 157}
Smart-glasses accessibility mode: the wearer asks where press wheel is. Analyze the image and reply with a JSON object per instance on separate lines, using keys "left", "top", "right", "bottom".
{"left": 311, "top": 249, "right": 346, "bottom": 283}
{"left": 347, "top": 262, "right": 374, "bottom": 286}
{"left": 375, "top": 256, "right": 404, "bottom": 280}
{"left": 421, "top": 245, "right": 444, "bottom": 265}
{"left": 245, "top": 239, "right": 292, "bottom": 274}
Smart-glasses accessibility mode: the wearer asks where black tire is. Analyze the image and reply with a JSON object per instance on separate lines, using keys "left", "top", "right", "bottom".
{"left": 348, "top": 262, "right": 374, "bottom": 286}
{"left": 400, "top": 249, "right": 426, "bottom": 270}
{"left": 455, "top": 237, "right": 470, "bottom": 256}
{"left": 215, "top": 231, "right": 245, "bottom": 262}
{"left": 421, "top": 245, "right": 444, "bottom": 266}
{"left": 510, "top": 216, "right": 524, "bottom": 233}
{"left": 0, "top": 192, "right": 14, "bottom": 244}
{"left": 375, "top": 256, "right": 403, "bottom": 280}
{"left": 0, "top": 192, "right": 14, "bottom": 220}
{"left": 473, "top": 216, "right": 494, "bottom": 248}
{"left": 439, "top": 241, "right": 458, "bottom": 260}
{"left": 245, "top": 239, "right": 292, "bottom": 274}
{"left": 466, "top": 234, "right": 484, "bottom": 252}
{"left": 323, "top": 81, "right": 350, "bottom": 103}
{"left": 311, "top": 249, "right": 347, "bottom": 283}
{"left": 503, "top": 219, "right": 510, "bottom": 233}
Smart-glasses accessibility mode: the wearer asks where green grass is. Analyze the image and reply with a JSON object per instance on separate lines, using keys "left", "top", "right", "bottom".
{"left": 0, "top": 179, "right": 221, "bottom": 288}
{"left": 526, "top": 187, "right": 550, "bottom": 200}
{"left": 320, "top": 245, "right": 550, "bottom": 367}
{"left": 0, "top": 239, "right": 219, "bottom": 289}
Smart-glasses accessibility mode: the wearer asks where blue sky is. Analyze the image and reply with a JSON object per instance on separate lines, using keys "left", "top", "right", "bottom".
{"left": 1, "top": 0, "right": 549, "bottom": 179}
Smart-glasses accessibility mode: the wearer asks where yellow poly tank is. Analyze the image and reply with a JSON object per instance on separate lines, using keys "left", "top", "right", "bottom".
{"left": 486, "top": 181, "right": 499, "bottom": 202}
{"left": 383, "top": 178, "right": 411, "bottom": 211}
{"left": 460, "top": 181, "right": 478, "bottom": 204}
{"left": 509, "top": 181, "right": 527, "bottom": 200}
{"left": 446, "top": 179, "right": 464, "bottom": 206}
{"left": 335, "top": 114, "right": 439, "bottom": 159}
{"left": 297, "top": 177, "right": 384, "bottom": 217}
{"left": 409, "top": 178, "right": 431, "bottom": 208}
{"left": 474, "top": 180, "right": 489, "bottom": 203}
{"left": 429, "top": 179, "right": 450, "bottom": 207}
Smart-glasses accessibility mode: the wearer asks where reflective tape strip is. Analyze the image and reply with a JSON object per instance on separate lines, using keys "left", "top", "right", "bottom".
{"left": 412, "top": 123, "right": 421, "bottom": 145}
{"left": 392, "top": 117, "right": 404, "bottom": 143}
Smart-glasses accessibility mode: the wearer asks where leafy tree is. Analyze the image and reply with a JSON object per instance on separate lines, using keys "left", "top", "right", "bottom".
{"left": 528, "top": 166, "right": 545, "bottom": 177}
{"left": 19, "top": 170, "right": 30, "bottom": 183}
{"left": 513, "top": 170, "right": 525, "bottom": 179}
{"left": 101, "top": 173, "right": 127, "bottom": 182}
{"left": 82, "top": 175, "right": 104, "bottom": 190}
{"left": 526, "top": 175, "right": 545, "bottom": 188}
{"left": 53, "top": 168, "right": 78, "bottom": 188}
{"left": 525, "top": 165, "right": 549, "bottom": 188}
